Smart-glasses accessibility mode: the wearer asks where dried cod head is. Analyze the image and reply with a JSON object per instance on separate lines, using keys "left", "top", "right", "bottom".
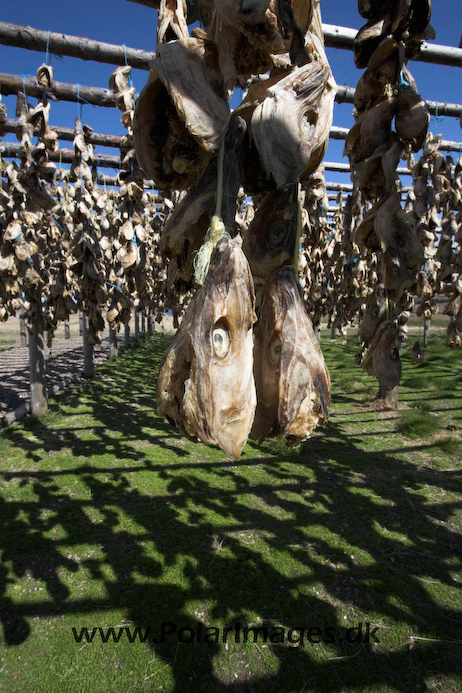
{"left": 248, "top": 59, "right": 337, "bottom": 188}
{"left": 251, "top": 266, "right": 331, "bottom": 444}
{"left": 363, "top": 321, "right": 401, "bottom": 390}
{"left": 157, "top": 237, "right": 257, "bottom": 459}
{"left": 134, "top": 37, "right": 230, "bottom": 190}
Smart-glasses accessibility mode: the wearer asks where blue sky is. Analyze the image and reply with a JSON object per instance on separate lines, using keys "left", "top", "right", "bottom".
{"left": 1, "top": 0, "right": 461, "bottom": 189}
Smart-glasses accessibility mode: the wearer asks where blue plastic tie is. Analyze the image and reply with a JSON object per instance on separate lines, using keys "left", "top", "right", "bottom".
{"left": 434, "top": 103, "right": 443, "bottom": 123}
{"left": 105, "top": 281, "right": 123, "bottom": 292}
{"left": 398, "top": 70, "right": 411, "bottom": 91}
{"left": 51, "top": 216, "right": 66, "bottom": 234}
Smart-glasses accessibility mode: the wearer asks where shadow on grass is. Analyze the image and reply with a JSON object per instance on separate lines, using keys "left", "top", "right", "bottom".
{"left": 0, "top": 333, "right": 461, "bottom": 691}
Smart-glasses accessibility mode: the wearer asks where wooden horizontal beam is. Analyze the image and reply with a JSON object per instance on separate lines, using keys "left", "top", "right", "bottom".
{"left": 335, "top": 84, "right": 462, "bottom": 118}
{"left": 322, "top": 24, "right": 462, "bottom": 68}
{"left": 1, "top": 118, "right": 122, "bottom": 147}
{"left": 0, "top": 20, "right": 155, "bottom": 71}
{"left": 329, "top": 125, "right": 462, "bottom": 153}
{"left": 0, "top": 18, "right": 461, "bottom": 79}
{"left": 0, "top": 72, "right": 116, "bottom": 107}
{"left": 0, "top": 141, "right": 121, "bottom": 168}
{"left": 325, "top": 182, "right": 411, "bottom": 193}
{"left": 324, "top": 161, "right": 412, "bottom": 176}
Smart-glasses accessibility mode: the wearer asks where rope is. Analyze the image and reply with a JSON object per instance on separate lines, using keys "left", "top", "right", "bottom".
{"left": 45, "top": 30, "right": 51, "bottom": 66}
{"left": 193, "top": 143, "right": 228, "bottom": 285}
{"left": 122, "top": 44, "right": 134, "bottom": 88}
{"left": 21, "top": 74, "right": 28, "bottom": 101}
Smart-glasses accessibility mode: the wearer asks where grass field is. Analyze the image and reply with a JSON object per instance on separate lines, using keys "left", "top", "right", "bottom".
{"left": 0, "top": 331, "right": 461, "bottom": 692}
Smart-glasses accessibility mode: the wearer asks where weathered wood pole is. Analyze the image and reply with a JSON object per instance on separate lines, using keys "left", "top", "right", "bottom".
{"left": 79, "top": 311, "right": 84, "bottom": 337}
{"left": 109, "top": 327, "right": 118, "bottom": 358}
{"left": 423, "top": 319, "right": 430, "bottom": 348}
{"left": 147, "top": 313, "right": 153, "bottom": 333}
{"left": 29, "top": 331, "right": 48, "bottom": 416}
{"left": 134, "top": 310, "right": 140, "bottom": 338}
{"left": 141, "top": 311, "right": 146, "bottom": 334}
{"left": 82, "top": 316, "right": 94, "bottom": 379}
{"left": 46, "top": 330, "right": 53, "bottom": 360}
{"left": 124, "top": 321, "right": 130, "bottom": 345}
{"left": 0, "top": 72, "right": 116, "bottom": 108}
{"left": 19, "top": 310, "right": 27, "bottom": 347}
{"left": 64, "top": 319, "right": 70, "bottom": 339}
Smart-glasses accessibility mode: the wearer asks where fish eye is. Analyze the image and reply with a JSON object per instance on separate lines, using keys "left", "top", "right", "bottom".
{"left": 269, "top": 335, "right": 282, "bottom": 365}
{"left": 212, "top": 325, "right": 231, "bottom": 358}
{"left": 269, "top": 223, "right": 287, "bottom": 244}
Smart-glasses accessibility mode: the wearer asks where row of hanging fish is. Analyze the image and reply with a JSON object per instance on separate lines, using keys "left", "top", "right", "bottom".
{"left": 344, "top": 0, "right": 434, "bottom": 401}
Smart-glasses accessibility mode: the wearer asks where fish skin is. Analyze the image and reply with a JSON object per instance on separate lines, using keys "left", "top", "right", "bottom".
{"left": 251, "top": 266, "right": 331, "bottom": 444}
{"left": 242, "top": 184, "right": 299, "bottom": 288}
{"left": 157, "top": 237, "right": 257, "bottom": 460}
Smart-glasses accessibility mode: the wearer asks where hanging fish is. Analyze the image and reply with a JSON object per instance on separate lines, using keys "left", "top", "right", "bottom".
{"left": 157, "top": 237, "right": 257, "bottom": 459}
{"left": 251, "top": 266, "right": 331, "bottom": 445}
{"left": 411, "top": 340, "right": 424, "bottom": 363}
{"left": 363, "top": 321, "right": 401, "bottom": 390}
{"left": 360, "top": 283, "right": 387, "bottom": 343}
{"left": 134, "top": 36, "right": 230, "bottom": 190}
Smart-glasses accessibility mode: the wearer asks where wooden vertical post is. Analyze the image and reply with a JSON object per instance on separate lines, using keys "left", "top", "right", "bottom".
{"left": 423, "top": 319, "right": 430, "bottom": 348}
{"left": 124, "top": 321, "right": 130, "bottom": 345}
{"left": 109, "top": 327, "right": 118, "bottom": 358}
{"left": 79, "top": 311, "right": 84, "bottom": 336}
{"left": 134, "top": 310, "right": 140, "bottom": 338}
{"left": 64, "top": 319, "right": 70, "bottom": 339}
{"left": 331, "top": 325, "right": 339, "bottom": 339}
{"left": 82, "top": 315, "right": 94, "bottom": 379}
{"left": 147, "top": 312, "right": 153, "bottom": 333}
{"left": 29, "top": 331, "right": 48, "bottom": 416}
{"left": 141, "top": 310, "right": 146, "bottom": 334}
{"left": 46, "top": 330, "right": 53, "bottom": 361}
{"left": 19, "top": 310, "right": 27, "bottom": 347}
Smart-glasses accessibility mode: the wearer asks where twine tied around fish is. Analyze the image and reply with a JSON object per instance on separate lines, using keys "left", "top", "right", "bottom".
{"left": 193, "top": 143, "right": 230, "bottom": 285}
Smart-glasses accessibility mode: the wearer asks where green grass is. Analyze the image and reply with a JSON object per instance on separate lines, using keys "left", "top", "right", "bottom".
{"left": 0, "top": 333, "right": 461, "bottom": 692}
{"left": 435, "top": 438, "right": 461, "bottom": 457}
{"left": 397, "top": 410, "right": 442, "bottom": 438}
